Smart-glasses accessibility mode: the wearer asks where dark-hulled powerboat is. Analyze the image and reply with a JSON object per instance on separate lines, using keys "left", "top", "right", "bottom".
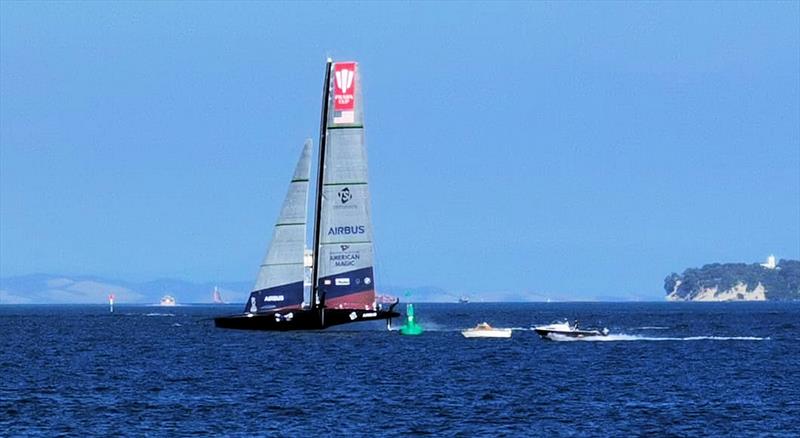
{"left": 534, "top": 320, "right": 609, "bottom": 340}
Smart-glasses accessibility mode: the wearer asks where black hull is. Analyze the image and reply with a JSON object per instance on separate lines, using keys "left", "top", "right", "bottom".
{"left": 214, "top": 308, "right": 400, "bottom": 331}
{"left": 535, "top": 329, "right": 606, "bottom": 339}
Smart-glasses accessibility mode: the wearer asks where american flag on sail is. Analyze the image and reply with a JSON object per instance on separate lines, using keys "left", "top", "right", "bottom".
{"left": 334, "top": 110, "right": 355, "bottom": 124}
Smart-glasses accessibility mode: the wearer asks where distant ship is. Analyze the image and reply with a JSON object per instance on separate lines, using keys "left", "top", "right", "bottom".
{"left": 214, "top": 59, "right": 400, "bottom": 331}
{"left": 458, "top": 296, "right": 470, "bottom": 304}
{"left": 159, "top": 295, "right": 176, "bottom": 306}
{"left": 212, "top": 286, "right": 225, "bottom": 304}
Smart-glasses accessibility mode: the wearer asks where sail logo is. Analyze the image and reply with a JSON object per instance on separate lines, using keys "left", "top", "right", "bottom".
{"left": 333, "top": 62, "right": 356, "bottom": 111}
{"left": 332, "top": 186, "right": 357, "bottom": 210}
{"left": 335, "top": 69, "right": 354, "bottom": 94}
{"left": 338, "top": 187, "right": 352, "bottom": 204}
{"left": 249, "top": 297, "right": 257, "bottom": 313}
{"left": 263, "top": 295, "right": 285, "bottom": 302}
{"left": 327, "top": 225, "right": 365, "bottom": 235}
{"left": 330, "top": 245, "right": 360, "bottom": 267}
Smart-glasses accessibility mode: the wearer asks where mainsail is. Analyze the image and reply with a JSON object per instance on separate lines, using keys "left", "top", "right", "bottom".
{"left": 246, "top": 140, "right": 312, "bottom": 313}
{"left": 314, "top": 61, "right": 376, "bottom": 310}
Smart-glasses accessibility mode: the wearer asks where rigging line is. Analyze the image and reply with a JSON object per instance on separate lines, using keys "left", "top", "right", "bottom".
{"left": 369, "top": 163, "right": 389, "bottom": 304}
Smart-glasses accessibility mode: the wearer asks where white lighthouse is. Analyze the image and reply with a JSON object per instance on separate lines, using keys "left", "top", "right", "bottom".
{"left": 760, "top": 255, "right": 777, "bottom": 270}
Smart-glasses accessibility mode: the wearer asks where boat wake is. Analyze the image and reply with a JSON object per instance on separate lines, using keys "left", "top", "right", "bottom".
{"left": 416, "top": 325, "right": 525, "bottom": 333}
{"left": 412, "top": 322, "right": 451, "bottom": 332}
{"left": 418, "top": 328, "right": 464, "bottom": 332}
{"left": 635, "top": 326, "right": 670, "bottom": 330}
{"left": 144, "top": 313, "right": 175, "bottom": 317}
{"left": 547, "top": 333, "right": 769, "bottom": 342}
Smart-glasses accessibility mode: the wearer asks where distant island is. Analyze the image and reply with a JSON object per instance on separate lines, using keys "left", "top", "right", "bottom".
{"left": 0, "top": 274, "right": 251, "bottom": 305}
{"left": 665, "top": 257, "right": 800, "bottom": 301}
{"left": 0, "top": 274, "right": 638, "bottom": 304}
{"left": 0, "top": 274, "right": 456, "bottom": 304}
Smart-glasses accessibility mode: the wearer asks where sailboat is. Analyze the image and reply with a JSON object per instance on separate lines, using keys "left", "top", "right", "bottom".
{"left": 212, "top": 286, "right": 225, "bottom": 304}
{"left": 214, "top": 59, "right": 399, "bottom": 331}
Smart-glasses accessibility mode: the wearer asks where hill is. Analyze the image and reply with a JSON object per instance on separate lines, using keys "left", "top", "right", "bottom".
{"left": 1, "top": 274, "right": 636, "bottom": 304}
{"left": 0, "top": 274, "right": 250, "bottom": 305}
{"left": 664, "top": 259, "right": 800, "bottom": 301}
{"left": 0, "top": 275, "right": 462, "bottom": 304}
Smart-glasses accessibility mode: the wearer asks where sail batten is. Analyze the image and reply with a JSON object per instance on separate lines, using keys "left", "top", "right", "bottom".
{"left": 322, "top": 182, "right": 368, "bottom": 186}
{"left": 327, "top": 125, "right": 364, "bottom": 130}
{"left": 321, "top": 240, "right": 372, "bottom": 245}
{"left": 246, "top": 139, "right": 312, "bottom": 313}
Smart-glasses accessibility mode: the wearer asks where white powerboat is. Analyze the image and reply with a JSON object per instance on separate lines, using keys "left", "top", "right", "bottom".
{"left": 160, "top": 295, "right": 176, "bottom": 306}
{"left": 534, "top": 320, "right": 608, "bottom": 339}
{"left": 461, "top": 322, "right": 512, "bottom": 338}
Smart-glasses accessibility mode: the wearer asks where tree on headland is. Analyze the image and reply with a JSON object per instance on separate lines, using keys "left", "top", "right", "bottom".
{"left": 665, "top": 260, "right": 800, "bottom": 300}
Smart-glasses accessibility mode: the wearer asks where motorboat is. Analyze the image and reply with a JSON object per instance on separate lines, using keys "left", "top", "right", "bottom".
{"left": 160, "top": 295, "right": 176, "bottom": 306}
{"left": 534, "top": 320, "right": 608, "bottom": 339}
{"left": 461, "top": 322, "right": 512, "bottom": 338}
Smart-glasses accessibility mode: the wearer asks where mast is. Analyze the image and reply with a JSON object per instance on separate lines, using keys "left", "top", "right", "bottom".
{"left": 310, "top": 58, "right": 333, "bottom": 310}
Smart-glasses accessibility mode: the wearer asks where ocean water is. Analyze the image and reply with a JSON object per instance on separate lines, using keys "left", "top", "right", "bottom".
{"left": 2, "top": 302, "right": 799, "bottom": 436}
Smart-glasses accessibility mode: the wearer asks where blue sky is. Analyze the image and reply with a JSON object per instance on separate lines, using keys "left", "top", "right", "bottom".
{"left": 1, "top": 2, "right": 798, "bottom": 300}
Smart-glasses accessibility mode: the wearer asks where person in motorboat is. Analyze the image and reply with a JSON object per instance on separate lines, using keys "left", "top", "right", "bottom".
{"left": 534, "top": 319, "right": 609, "bottom": 339}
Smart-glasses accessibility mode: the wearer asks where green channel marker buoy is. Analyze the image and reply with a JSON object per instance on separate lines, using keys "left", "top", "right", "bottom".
{"left": 399, "top": 303, "right": 423, "bottom": 336}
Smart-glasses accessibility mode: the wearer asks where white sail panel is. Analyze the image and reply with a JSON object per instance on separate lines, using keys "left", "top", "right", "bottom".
{"left": 247, "top": 140, "right": 311, "bottom": 312}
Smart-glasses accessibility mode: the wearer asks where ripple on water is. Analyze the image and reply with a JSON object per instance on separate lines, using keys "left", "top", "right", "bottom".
{"left": 1, "top": 303, "right": 799, "bottom": 435}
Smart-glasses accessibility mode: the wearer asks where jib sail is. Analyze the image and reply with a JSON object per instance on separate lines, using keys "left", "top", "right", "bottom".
{"left": 246, "top": 140, "right": 312, "bottom": 313}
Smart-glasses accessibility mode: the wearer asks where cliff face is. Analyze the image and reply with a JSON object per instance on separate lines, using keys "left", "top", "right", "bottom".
{"left": 665, "top": 260, "right": 800, "bottom": 301}
{"left": 666, "top": 281, "right": 767, "bottom": 301}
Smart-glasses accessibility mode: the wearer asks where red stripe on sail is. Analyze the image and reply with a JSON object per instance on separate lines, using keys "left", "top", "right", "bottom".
{"left": 325, "top": 290, "right": 375, "bottom": 310}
